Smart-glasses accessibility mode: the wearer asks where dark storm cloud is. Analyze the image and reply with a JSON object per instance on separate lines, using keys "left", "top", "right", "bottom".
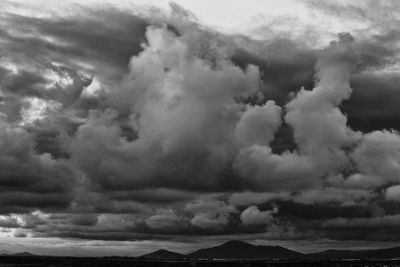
{"left": 344, "top": 73, "right": 400, "bottom": 132}
{"left": 231, "top": 39, "right": 317, "bottom": 105}
{"left": 0, "top": 126, "right": 77, "bottom": 213}
{"left": 0, "top": 69, "right": 47, "bottom": 98}
{"left": 0, "top": 5, "right": 148, "bottom": 163}
{"left": 0, "top": 6, "right": 148, "bottom": 81}
{"left": 277, "top": 201, "right": 375, "bottom": 221}
{"left": 230, "top": 33, "right": 400, "bottom": 135}
{"left": 355, "top": 31, "right": 400, "bottom": 72}
{"left": 321, "top": 215, "right": 400, "bottom": 241}
{"left": 108, "top": 189, "right": 195, "bottom": 204}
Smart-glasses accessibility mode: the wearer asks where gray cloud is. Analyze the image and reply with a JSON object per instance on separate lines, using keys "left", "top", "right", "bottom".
{"left": 1, "top": 0, "right": 400, "bottom": 252}
{"left": 0, "top": 124, "right": 76, "bottom": 212}
{"left": 240, "top": 205, "right": 277, "bottom": 225}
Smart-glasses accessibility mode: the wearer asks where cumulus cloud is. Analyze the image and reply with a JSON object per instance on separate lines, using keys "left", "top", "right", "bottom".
{"left": 0, "top": 216, "right": 19, "bottom": 228}
{"left": 240, "top": 205, "right": 278, "bottom": 225}
{"left": 145, "top": 209, "right": 182, "bottom": 229}
{"left": 72, "top": 24, "right": 262, "bottom": 192}
{"left": 235, "top": 146, "right": 317, "bottom": 191}
{"left": 233, "top": 33, "right": 361, "bottom": 193}
{"left": 264, "top": 223, "right": 313, "bottom": 240}
{"left": 352, "top": 130, "right": 400, "bottom": 187}
{"left": 284, "top": 33, "right": 358, "bottom": 170}
{"left": 235, "top": 101, "right": 282, "bottom": 147}
{"left": 185, "top": 199, "right": 237, "bottom": 229}
{"left": 385, "top": 185, "right": 400, "bottom": 202}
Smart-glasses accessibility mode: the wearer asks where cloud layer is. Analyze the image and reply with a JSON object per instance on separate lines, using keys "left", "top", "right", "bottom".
{"left": 1, "top": 0, "right": 400, "bottom": 254}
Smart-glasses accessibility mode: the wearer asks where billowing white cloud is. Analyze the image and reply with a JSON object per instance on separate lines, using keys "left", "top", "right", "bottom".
{"left": 235, "top": 146, "right": 317, "bottom": 191}
{"left": 240, "top": 205, "right": 277, "bottom": 225}
{"left": 234, "top": 33, "right": 359, "bottom": 192}
{"left": 235, "top": 101, "right": 282, "bottom": 147}
{"left": 385, "top": 185, "right": 400, "bottom": 202}
{"left": 352, "top": 130, "right": 400, "bottom": 186}
{"left": 72, "top": 25, "right": 263, "bottom": 192}
{"left": 185, "top": 199, "right": 237, "bottom": 229}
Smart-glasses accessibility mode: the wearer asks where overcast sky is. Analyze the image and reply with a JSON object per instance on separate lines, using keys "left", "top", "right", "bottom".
{"left": 1, "top": 0, "right": 400, "bottom": 256}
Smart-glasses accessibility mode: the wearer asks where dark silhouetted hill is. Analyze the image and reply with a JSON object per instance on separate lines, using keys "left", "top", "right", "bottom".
{"left": 0, "top": 251, "right": 36, "bottom": 257}
{"left": 139, "top": 241, "right": 400, "bottom": 260}
{"left": 140, "top": 249, "right": 186, "bottom": 259}
{"left": 187, "top": 240, "right": 303, "bottom": 259}
{"left": 0, "top": 250, "right": 11, "bottom": 256}
{"left": 11, "top": 252, "right": 36, "bottom": 257}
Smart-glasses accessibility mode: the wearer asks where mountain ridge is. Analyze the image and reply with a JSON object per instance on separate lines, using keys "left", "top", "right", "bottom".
{"left": 0, "top": 251, "right": 36, "bottom": 257}
{"left": 138, "top": 240, "right": 400, "bottom": 260}
{"left": 139, "top": 249, "right": 186, "bottom": 259}
{"left": 187, "top": 240, "right": 303, "bottom": 259}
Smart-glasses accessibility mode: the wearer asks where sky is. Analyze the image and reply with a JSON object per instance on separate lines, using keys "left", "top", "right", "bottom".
{"left": 1, "top": 0, "right": 400, "bottom": 257}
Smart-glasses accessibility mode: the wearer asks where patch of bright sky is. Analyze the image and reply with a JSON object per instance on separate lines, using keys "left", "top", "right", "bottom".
{"left": 82, "top": 76, "right": 103, "bottom": 97}
{"left": 118, "top": 0, "right": 368, "bottom": 46}
{"left": 44, "top": 70, "right": 74, "bottom": 90}
{"left": 0, "top": 59, "right": 18, "bottom": 75}
{"left": 3, "top": 0, "right": 372, "bottom": 47}
{"left": 20, "top": 97, "right": 61, "bottom": 126}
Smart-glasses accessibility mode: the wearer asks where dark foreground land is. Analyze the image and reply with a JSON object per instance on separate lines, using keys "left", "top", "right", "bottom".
{"left": 1, "top": 256, "right": 400, "bottom": 267}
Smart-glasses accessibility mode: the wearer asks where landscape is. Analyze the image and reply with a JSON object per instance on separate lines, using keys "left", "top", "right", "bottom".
{"left": 1, "top": 0, "right": 400, "bottom": 266}
{"left": 2, "top": 240, "right": 400, "bottom": 266}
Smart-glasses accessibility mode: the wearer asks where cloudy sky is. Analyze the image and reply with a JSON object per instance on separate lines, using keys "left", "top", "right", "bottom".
{"left": 1, "top": 0, "right": 400, "bottom": 256}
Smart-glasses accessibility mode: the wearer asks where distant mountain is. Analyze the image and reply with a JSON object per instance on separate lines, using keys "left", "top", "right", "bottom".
{"left": 308, "top": 246, "right": 400, "bottom": 259}
{"left": 11, "top": 252, "right": 36, "bottom": 257}
{"left": 1, "top": 251, "right": 36, "bottom": 257}
{"left": 140, "top": 249, "right": 186, "bottom": 259}
{"left": 187, "top": 240, "right": 303, "bottom": 259}
{"left": 0, "top": 250, "right": 11, "bottom": 256}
